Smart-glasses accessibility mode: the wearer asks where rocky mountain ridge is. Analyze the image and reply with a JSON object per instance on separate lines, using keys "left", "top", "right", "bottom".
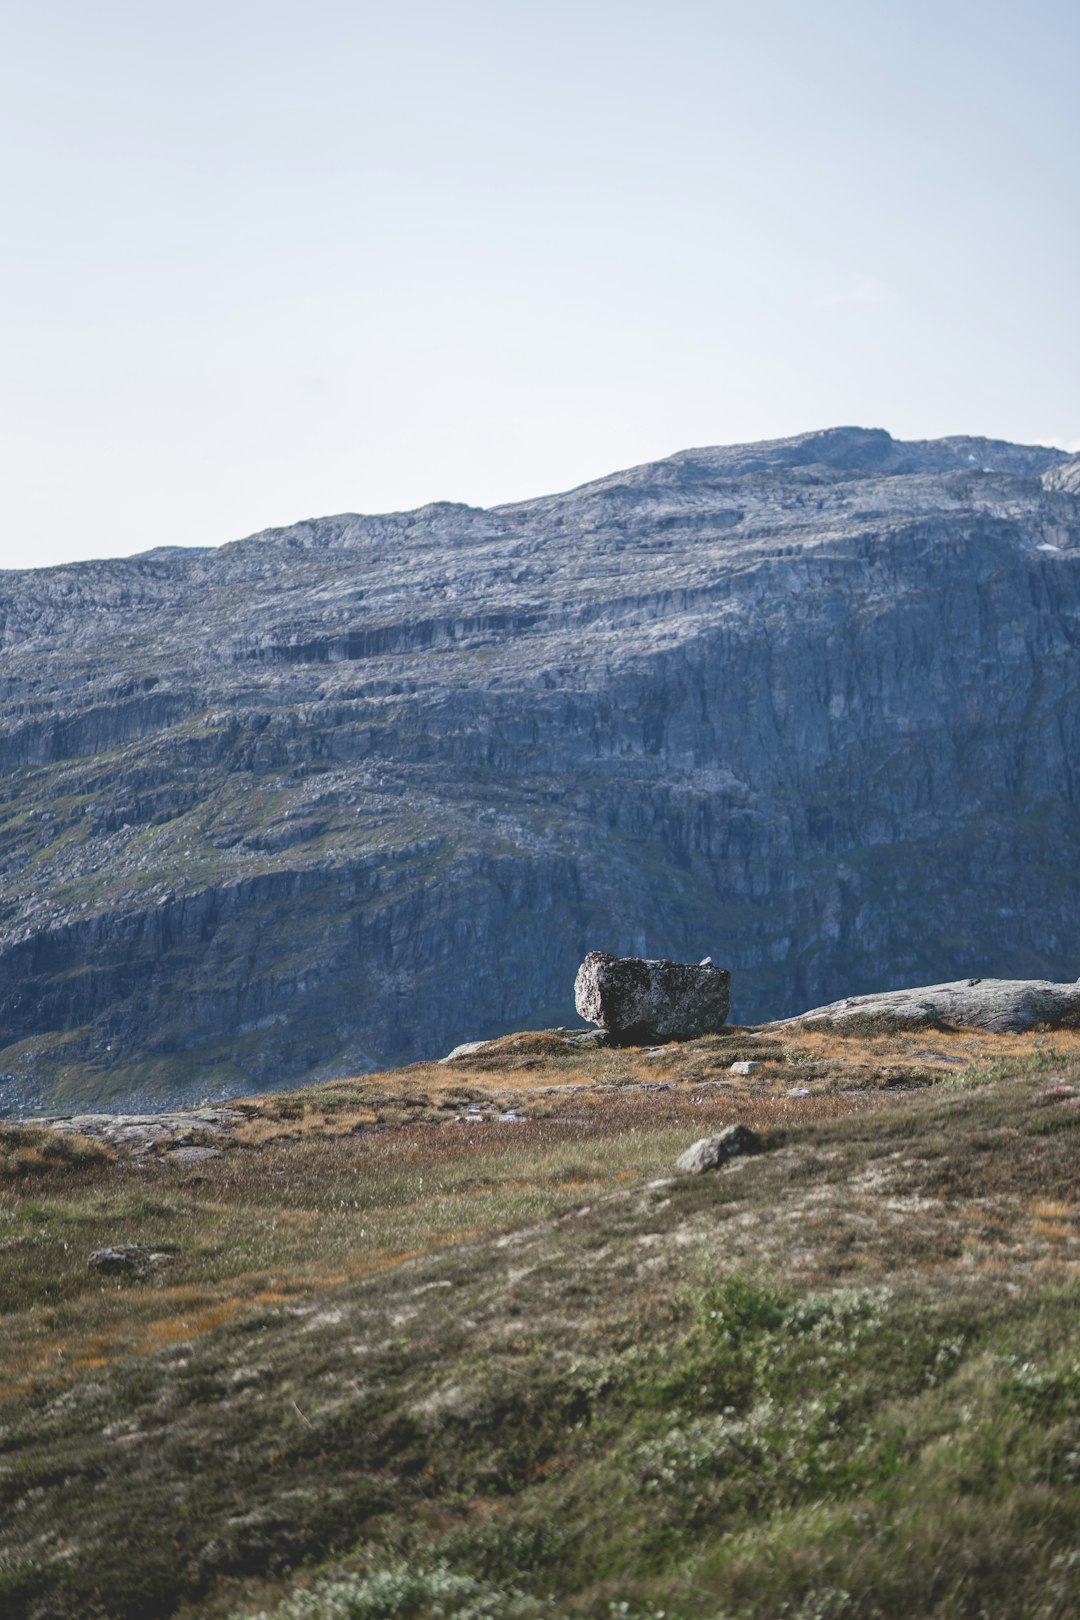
{"left": 2, "top": 425, "right": 1078, "bottom": 1111}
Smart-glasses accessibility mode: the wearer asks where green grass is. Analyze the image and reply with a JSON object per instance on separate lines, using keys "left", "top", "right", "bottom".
{"left": 211, "top": 1269, "right": 1080, "bottom": 1620}
{"left": 3, "top": 1047, "right": 1080, "bottom": 1618}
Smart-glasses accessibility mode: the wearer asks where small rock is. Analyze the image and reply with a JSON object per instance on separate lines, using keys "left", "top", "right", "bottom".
{"left": 675, "top": 1124, "right": 763, "bottom": 1174}
{"left": 788, "top": 1086, "right": 811, "bottom": 1097}
{"left": 88, "top": 1244, "right": 177, "bottom": 1277}
{"left": 729, "top": 1060, "right": 761, "bottom": 1075}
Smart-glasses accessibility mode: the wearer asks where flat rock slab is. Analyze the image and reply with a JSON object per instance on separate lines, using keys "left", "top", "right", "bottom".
{"left": 575, "top": 951, "right": 730, "bottom": 1043}
{"left": 33, "top": 1109, "right": 245, "bottom": 1154}
{"left": 675, "top": 1124, "right": 762, "bottom": 1173}
{"left": 779, "top": 977, "right": 1080, "bottom": 1035}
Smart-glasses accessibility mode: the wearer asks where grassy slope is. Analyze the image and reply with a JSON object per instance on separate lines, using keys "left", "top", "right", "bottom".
{"left": 2, "top": 1027, "right": 1080, "bottom": 1618}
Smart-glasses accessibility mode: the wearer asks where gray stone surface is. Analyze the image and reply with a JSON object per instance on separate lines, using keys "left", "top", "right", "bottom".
{"left": 675, "top": 1124, "right": 762, "bottom": 1173}
{"left": 780, "top": 978, "right": 1080, "bottom": 1034}
{"left": 88, "top": 1244, "right": 177, "bottom": 1276}
{"left": 1044, "top": 455, "right": 1080, "bottom": 495}
{"left": 440, "top": 1040, "right": 491, "bottom": 1062}
{"left": 575, "top": 951, "right": 731, "bottom": 1042}
{"left": 40, "top": 1109, "right": 244, "bottom": 1151}
{"left": 0, "top": 425, "right": 1077, "bottom": 1109}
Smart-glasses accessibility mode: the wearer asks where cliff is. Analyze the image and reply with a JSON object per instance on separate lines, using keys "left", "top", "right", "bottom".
{"left": 2, "top": 425, "right": 1078, "bottom": 1110}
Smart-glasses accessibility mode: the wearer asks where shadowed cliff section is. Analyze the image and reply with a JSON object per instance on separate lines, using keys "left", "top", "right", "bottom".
{"left": 0, "top": 425, "right": 1078, "bottom": 1111}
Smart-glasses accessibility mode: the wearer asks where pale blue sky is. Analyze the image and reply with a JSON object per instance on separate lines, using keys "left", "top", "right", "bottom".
{"left": 2, "top": 0, "right": 1077, "bottom": 567}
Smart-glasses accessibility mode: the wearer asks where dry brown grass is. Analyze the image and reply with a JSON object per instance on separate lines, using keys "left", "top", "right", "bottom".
{"left": 6, "top": 1023, "right": 1067, "bottom": 1401}
{"left": 0, "top": 1123, "right": 115, "bottom": 1179}
{"left": 0, "top": 1071, "right": 887, "bottom": 1403}
{"left": 5, "top": 1026, "right": 1080, "bottom": 1620}
{"left": 230, "top": 1024, "right": 1080, "bottom": 1146}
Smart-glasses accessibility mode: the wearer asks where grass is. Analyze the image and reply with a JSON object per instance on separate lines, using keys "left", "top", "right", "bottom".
{"left": 2, "top": 1028, "right": 1080, "bottom": 1617}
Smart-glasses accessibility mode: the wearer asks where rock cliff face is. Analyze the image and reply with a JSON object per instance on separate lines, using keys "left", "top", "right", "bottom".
{"left": 1, "top": 426, "right": 1078, "bottom": 1110}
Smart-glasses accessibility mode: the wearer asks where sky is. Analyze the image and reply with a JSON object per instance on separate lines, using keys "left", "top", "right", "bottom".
{"left": 2, "top": 0, "right": 1078, "bottom": 569}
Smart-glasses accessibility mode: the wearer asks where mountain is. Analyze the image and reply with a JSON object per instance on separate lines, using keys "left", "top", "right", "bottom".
{"left": 1, "top": 425, "right": 1078, "bottom": 1112}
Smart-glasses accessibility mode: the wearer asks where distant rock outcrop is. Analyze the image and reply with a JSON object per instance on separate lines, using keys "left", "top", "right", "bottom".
{"left": 1043, "top": 455, "right": 1080, "bottom": 495}
{"left": 0, "top": 425, "right": 1078, "bottom": 1110}
{"left": 780, "top": 977, "right": 1080, "bottom": 1034}
{"left": 575, "top": 951, "right": 731, "bottom": 1043}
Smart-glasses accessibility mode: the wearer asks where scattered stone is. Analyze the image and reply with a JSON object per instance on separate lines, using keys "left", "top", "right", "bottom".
{"left": 777, "top": 977, "right": 1080, "bottom": 1035}
{"left": 165, "top": 1145, "right": 221, "bottom": 1164}
{"left": 788, "top": 1086, "right": 811, "bottom": 1098}
{"left": 729, "top": 1060, "right": 761, "bottom": 1075}
{"left": 675, "top": 1124, "right": 763, "bottom": 1174}
{"left": 88, "top": 1244, "right": 177, "bottom": 1277}
{"left": 574, "top": 951, "right": 730, "bottom": 1044}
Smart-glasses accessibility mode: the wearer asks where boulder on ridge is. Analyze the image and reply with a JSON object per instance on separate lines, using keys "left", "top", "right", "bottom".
{"left": 574, "top": 951, "right": 730, "bottom": 1043}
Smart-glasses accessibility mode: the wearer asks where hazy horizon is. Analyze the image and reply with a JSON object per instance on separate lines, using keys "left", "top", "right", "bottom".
{"left": 4, "top": 0, "right": 1078, "bottom": 569}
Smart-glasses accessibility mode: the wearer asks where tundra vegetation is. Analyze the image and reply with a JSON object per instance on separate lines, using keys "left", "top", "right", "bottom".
{"left": 2, "top": 1023, "right": 1080, "bottom": 1618}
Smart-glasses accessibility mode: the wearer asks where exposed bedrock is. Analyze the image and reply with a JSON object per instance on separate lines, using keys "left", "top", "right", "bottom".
{"left": 0, "top": 425, "right": 1078, "bottom": 1108}
{"left": 780, "top": 978, "right": 1080, "bottom": 1035}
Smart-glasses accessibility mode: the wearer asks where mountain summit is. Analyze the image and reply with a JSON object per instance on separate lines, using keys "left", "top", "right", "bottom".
{"left": 1, "top": 428, "right": 1077, "bottom": 1111}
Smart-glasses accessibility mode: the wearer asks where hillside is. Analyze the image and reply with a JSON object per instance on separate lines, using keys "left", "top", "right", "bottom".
{"left": 3, "top": 1025, "right": 1080, "bottom": 1618}
{"left": 1, "top": 426, "right": 1079, "bottom": 1111}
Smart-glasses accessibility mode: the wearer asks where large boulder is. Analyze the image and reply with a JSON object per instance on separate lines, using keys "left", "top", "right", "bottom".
{"left": 779, "top": 977, "right": 1080, "bottom": 1035}
{"left": 574, "top": 951, "right": 731, "bottom": 1043}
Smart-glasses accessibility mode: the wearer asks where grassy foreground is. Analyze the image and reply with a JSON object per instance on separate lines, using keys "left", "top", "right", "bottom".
{"left": 2, "top": 1026, "right": 1080, "bottom": 1618}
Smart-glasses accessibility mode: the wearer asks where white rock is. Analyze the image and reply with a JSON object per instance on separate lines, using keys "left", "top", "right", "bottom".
{"left": 440, "top": 1040, "right": 490, "bottom": 1062}
{"left": 675, "top": 1124, "right": 762, "bottom": 1173}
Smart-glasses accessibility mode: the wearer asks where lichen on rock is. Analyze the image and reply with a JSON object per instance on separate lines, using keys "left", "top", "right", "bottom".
{"left": 574, "top": 951, "right": 731, "bottom": 1043}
